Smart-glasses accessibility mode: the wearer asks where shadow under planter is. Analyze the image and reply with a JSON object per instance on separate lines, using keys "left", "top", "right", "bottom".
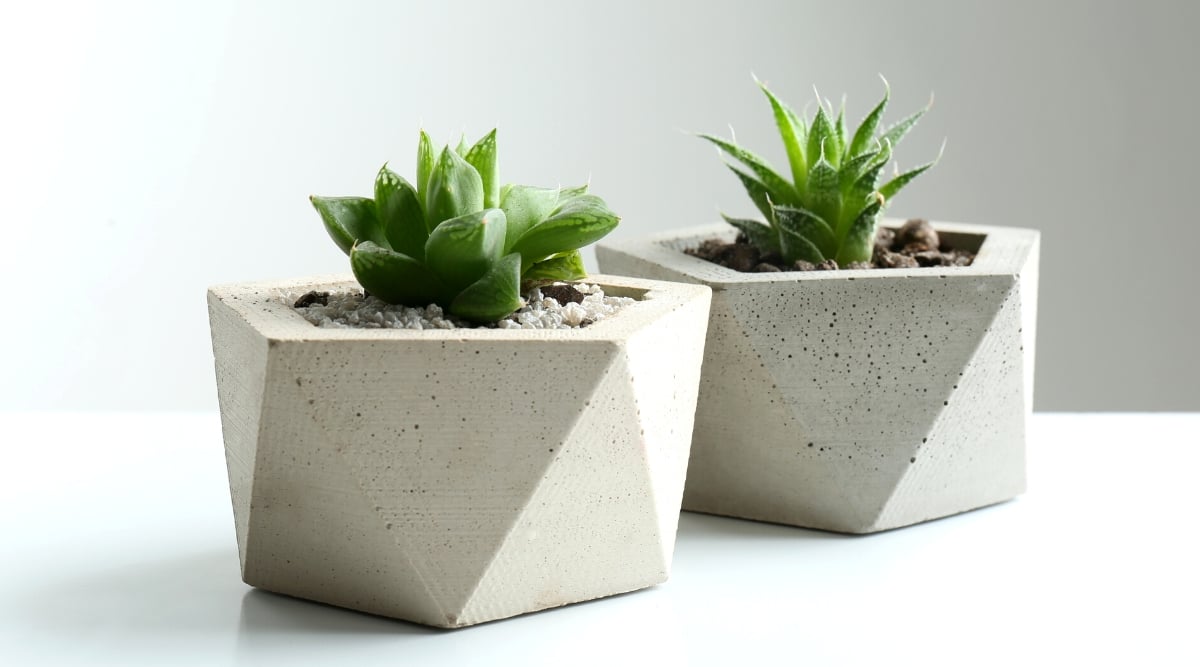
{"left": 208, "top": 274, "right": 712, "bottom": 627}
{"left": 597, "top": 220, "right": 1039, "bottom": 534}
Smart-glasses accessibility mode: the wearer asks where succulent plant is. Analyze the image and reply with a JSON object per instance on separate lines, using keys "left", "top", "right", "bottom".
{"left": 700, "top": 77, "right": 942, "bottom": 266}
{"left": 310, "top": 130, "right": 620, "bottom": 322}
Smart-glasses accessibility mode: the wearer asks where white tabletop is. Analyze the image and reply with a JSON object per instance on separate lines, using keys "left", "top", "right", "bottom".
{"left": 2, "top": 412, "right": 1197, "bottom": 666}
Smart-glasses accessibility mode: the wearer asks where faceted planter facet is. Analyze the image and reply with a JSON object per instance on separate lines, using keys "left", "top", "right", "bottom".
{"left": 207, "top": 274, "right": 711, "bottom": 627}
{"left": 597, "top": 221, "right": 1039, "bottom": 533}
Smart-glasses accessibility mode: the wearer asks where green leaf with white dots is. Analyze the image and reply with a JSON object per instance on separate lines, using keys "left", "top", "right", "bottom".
{"left": 450, "top": 252, "right": 523, "bottom": 322}
{"left": 350, "top": 241, "right": 444, "bottom": 306}
{"left": 425, "top": 146, "right": 484, "bottom": 227}
{"left": 310, "top": 195, "right": 384, "bottom": 256}
{"left": 499, "top": 184, "right": 560, "bottom": 253}
{"left": 465, "top": 129, "right": 498, "bottom": 208}
{"left": 424, "top": 208, "right": 506, "bottom": 291}
{"left": 374, "top": 165, "right": 426, "bottom": 260}
{"left": 522, "top": 250, "right": 587, "bottom": 285}
{"left": 722, "top": 214, "right": 780, "bottom": 255}
{"left": 511, "top": 194, "right": 619, "bottom": 269}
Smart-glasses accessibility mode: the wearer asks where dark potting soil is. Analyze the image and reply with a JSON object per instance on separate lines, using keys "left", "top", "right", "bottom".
{"left": 685, "top": 219, "right": 976, "bottom": 272}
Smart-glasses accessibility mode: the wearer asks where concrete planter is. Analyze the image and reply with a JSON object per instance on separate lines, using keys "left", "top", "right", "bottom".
{"left": 597, "top": 221, "right": 1039, "bottom": 533}
{"left": 207, "top": 274, "right": 711, "bottom": 627}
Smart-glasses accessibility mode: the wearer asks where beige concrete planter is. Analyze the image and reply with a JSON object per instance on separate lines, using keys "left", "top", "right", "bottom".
{"left": 207, "top": 274, "right": 711, "bottom": 627}
{"left": 597, "top": 221, "right": 1039, "bottom": 533}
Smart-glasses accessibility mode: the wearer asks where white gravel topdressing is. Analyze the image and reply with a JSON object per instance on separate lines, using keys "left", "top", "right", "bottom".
{"left": 287, "top": 283, "right": 636, "bottom": 330}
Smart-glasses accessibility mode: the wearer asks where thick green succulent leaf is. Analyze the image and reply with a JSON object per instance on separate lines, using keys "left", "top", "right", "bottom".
{"left": 454, "top": 134, "right": 468, "bottom": 156}
{"left": 499, "top": 185, "right": 561, "bottom": 252}
{"left": 425, "top": 147, "right": 484, "bottom": 227}
{"left": 774, "top": 206, "right": 837, "bottom": 258}
{"left": 310, "top": 195, "right": 384, "bottom": 256}
{"left": 878, "top": 141, "right": 944, "bottom": 202}
{"left": 837, "top": 194, "right": 884, "bottom": 265}
{"left": 806, "top": 104, "right": 835, "bottom": 175}
{"left": 879, "top": 102, "right": 929, "bottom": 152}
{"left": 350, "top": 241, "right": 444, "bottom": 306}
{"left": 848, "top": 77, "right": 890, "bottom": 159}
{"left": 424, "top": 208, "right": 506, "bottom": 291}
{"left": 511, "top": 194, "right": 619, "bottom": 269}
{"left": 449, "top": 252, "right": 523, "bottom": 323}
{"left": 699, "top": 134, "right": 797, "bottom": 205}
{"left": 417, "top": 130, "right": 435, "bottom": 205}
{"left": 726, "top": 165, "right": 775, "bottom": 222}
{"left": 374, "top": 166, "right": 426, "bottom": 261}
{"left": 756, "top": 78, "right": 808, "bottom": 193}
{"left": 721, "top": 214, "right": 780, "bottom": 255}
{"left": 807, "top": 149, "right": 841, "bottom": 233}
{"left": 779, "top": 227, "right": 826, "bottom": 264}
{"left": 522, "top": 250, "right": 587, "bottom": 285}
{"left": 465, "top": 129, "right": 498, "bottom": 208}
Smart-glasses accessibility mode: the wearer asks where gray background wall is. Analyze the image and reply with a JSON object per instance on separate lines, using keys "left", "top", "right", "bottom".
{"left": 2, "top": 0, "right": 1196, "bottom": 411}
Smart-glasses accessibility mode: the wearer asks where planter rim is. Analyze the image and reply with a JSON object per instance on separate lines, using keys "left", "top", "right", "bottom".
{"left": 207, "top": 273, "right": 711, "bottom": 343}
{"left": 598, "top": 218, "right": 1039, "bottom": 288}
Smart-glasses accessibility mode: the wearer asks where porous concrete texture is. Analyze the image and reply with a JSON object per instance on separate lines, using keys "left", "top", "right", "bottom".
{"left": 207, "top": 274, "right": 712, "bottom": 627}
{"left": 597, "top": 221, "right": 1039, "bottom": 533}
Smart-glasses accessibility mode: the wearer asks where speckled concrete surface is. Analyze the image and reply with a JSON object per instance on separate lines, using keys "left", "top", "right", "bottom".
{"left": 597, "top": 220, "right": 1040, "bottom": 533}
{"left": 208, "top": 274, "right": 712, "bottom": 627}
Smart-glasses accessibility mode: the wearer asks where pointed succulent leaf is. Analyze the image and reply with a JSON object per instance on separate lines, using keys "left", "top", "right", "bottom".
{"left": 756, "top": 78, "right": 808, "bottom": 192}
{"left": 556, "top": 183, "right": 589, "bottom": 201}
{"left": 454, "top": 134, "right": 468, "bottom": 156}
{"left": 848, "top": 77, "right": 890, "bottom": 158}
{"left": 848, "top": 138, "right": 893, "bottom": 207}
{"left": 425, "top": 147, "right": 484, "bottom": 227}
{"left": 722, "top": 214, "right": 781, "bottom": 255}
{"left": 416, "top": 130, "right": 435, "bottom": 205}
{"left": 807, "top": 147, "right": 841, "bottom": 232}
{"left": 726, "top": 165, "right": 775, "bottom": 222}
{"left": 522, "top": 250, "right": 587, "bottom": 285}
{"left": 350, "top": 241, "right": 444, "bottom": 306}
{"left": 449, "top": 252, "right": 523, "bottom": 322}
{"left": 424, "top": 208, "right": 506, "bottom": 291}
{"left": 374, "top": 166, "right": 427, "bottom": 260}
{"left": 465, "top": 129, "right": 498, "bottom": 208}
{"left": 831, "top": 98, "right": 847, "bottom": 167}
{"left": 499, "top": 185, "right": 561, "bottom": 252}
{"left": 779, "top": 227, "right": 826, "bottom": 264}
{"left": 837, "top": 193, "right": 885, "bottom": 265}
{"left": 699, "top": 133, "right": 797, "bottom": 205}
{"left": 806, "top": 104, "right": 835, "bottom": 176}
{"left": 838, "top": 148, "right": 881, "bottom": 193}
{"left": 879, "top": 101, "right": 929, "bottom": 152}
{"left": 310, "top": 196, "right": 384, "bottom": 256}
{"left": 878, "top": 141, "right": 945, "bottom": 201}
{"left": 774, "top": 206, "right": 837, "bottom": 258}
{"left": 511, "top": 194, "right": 619, "bottom": 269}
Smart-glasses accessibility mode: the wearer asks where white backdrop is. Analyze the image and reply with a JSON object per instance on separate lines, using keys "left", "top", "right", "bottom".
{"left": 2, "top": 0, "right": 1196, "bottom": 411}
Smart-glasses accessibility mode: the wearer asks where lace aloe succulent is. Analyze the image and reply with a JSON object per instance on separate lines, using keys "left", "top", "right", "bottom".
{"left": 701, "top": 77, "right": 942, "bottom": 266}
{"left": 310, "top": 130, "right": 620, "bottom": 322}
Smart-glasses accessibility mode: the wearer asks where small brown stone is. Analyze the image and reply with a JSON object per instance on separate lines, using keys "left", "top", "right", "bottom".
{"left": 894, "top": 219, "right": 939, "bottom": 252}
{"left": 914, "top": 250, "right": 951, "bottom": 267}
{"left": 792, "top": 259, "right": 817, "bottom": 271}
{"left": 875, "top": 251, "right": 919, "bottom": 269}
{"left": 815, "top": 259, "right": 839, "bottom": 271}
{"left": 874, "top": 226, "right": 896, "bottom": 250}
{"left": 754, "top": 262, "right": 782, "bottom": 272}
{"left": 844, "top": 261, "right": 871, "bottom": 270}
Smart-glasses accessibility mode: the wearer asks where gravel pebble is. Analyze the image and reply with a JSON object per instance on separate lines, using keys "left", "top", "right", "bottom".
{"left": 286, "top": 283, "right": 635, "bottom": 330}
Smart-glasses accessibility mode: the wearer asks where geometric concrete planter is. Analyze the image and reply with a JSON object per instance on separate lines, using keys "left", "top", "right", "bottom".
{"left": 207, "top": 274, "right": 712, "bottom": 627}
{"left": 597, "top": 220, "right": 1039, "bottom": 533}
